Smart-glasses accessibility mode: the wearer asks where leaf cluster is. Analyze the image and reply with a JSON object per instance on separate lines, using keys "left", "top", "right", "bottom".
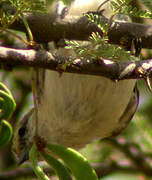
{"left": 0, "top": 0, "right": 46, "bottom": 27}
{"left": 8, "top": 0, "right": 46, "bottom": 12}
{"left": 66, "top": 32, "right": 138, "bottom": 62}
{"left": 111, "top": 0, "right": 152, "bottom": 18}
{"left": 66, "top": 0, "right": 149, "bottom": 63}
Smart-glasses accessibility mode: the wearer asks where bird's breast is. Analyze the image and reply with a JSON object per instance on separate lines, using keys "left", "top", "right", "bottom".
{"left": 37, "top": 70, "right": 136, "bottom": 149}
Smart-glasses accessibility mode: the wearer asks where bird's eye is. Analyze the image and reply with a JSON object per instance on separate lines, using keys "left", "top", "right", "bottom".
{"left": 18, "top": 127, "right": 26, "bottom": 137}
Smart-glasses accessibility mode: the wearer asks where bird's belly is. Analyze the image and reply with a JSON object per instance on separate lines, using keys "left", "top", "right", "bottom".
{"left": 38, "top": 70, "right": 136, "bottom": 148}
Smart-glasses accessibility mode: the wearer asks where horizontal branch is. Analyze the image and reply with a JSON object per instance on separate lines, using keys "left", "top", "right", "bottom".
{"left": 10, "top": 12, "right": 152, "bottom": 49}
{"left": 108, "top": 21, "right": 152, "bottom": 49}
{"left": 0, "top": 165, "right": 54, "bottom": 180}
{"left": 9, "top": 12, "right": 103, "bottom": 43}
{"left": 104, "top": 138, "right": 152, "bottom": 176}
{"left": 1, "top": 3, "right": 152, "bottom": 48}
{"left": 0, "top": 161, "right": 148, "bottom": 180}
{"left": 0, "top": 46, "right": 152, "bottom": 81}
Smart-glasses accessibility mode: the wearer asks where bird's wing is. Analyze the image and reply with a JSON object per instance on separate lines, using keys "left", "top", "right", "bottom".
{"left": 110, "top": 84, "right": 139, "bottom": 137}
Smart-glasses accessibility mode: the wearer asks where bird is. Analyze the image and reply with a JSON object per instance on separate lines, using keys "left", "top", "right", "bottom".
{"left": 12, "top": 0, "right": 139, "bottom": 163}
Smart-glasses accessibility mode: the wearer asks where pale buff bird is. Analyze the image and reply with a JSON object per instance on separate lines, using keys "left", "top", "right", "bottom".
{"left": 13, "top": 0, "right": 139, "bottom": 162}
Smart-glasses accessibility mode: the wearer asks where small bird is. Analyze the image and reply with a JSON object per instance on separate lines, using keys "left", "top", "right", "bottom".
{"left": 12, "top": 0, "right": 139, "bottom": 162}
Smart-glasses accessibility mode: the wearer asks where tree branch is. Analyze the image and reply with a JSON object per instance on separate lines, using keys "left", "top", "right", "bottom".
{"left": 1, "top": 3, "right": 152, "bottom": 48}
{"left": 9, "top": 12, "right": 103, "bottom": 43}
{"left": 95, "top": 161, "right": 151, "bottom": 177}
{"left": 0, "top": 165, "right": 54, "bottom": 180}
{"left": 1, "top": 4, "right": 152, "bottom": 82}
{"left": 104, "top": 138, "right": 152, "bottom": 176}
{"left": 5, "top": 12, "right": 152, "bottom": 49}
{"left": 108, "top": 21, "right": 152, "bottom": 49}
{"left": 0, "top": 46, "right": 152, "bottom": 81}
{"left": 0, "top": 161, "right": 149, "bottom": 180}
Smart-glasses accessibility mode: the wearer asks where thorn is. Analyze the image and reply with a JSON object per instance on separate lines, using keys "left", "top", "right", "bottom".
{"left": 145, "top": 76, "right": 152, "bottom": 92}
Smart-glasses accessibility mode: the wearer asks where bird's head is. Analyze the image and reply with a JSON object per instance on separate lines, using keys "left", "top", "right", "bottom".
{"left": 12, "top": 109, "right": 35, "bottom": 164}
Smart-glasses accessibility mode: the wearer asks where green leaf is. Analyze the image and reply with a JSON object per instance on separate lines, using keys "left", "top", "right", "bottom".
{"left": 46, "top": 143, "right": 98, "bottom": 180}
{"left": 0, "top": 120, "right": 13, "bottom": 150}
{"left": 0, "top": 82, "right": 16, "bottom": 121}
{"left": 40, "top": 151, "right": 72, "bottom": 180}
{"left": 29, "top": 144, "right": 50, "bottom": 180}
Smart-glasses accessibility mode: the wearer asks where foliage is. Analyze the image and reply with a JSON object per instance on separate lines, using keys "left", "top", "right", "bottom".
{"left": 0, "top": 0, "right": 46, "bottom": 27}
{"left": 0, "top": 82, "right": 16, "bottom": 150}
{"left": 111, "top": 0, "right": 152, "bottom": 18}
{"left": 66, "top": 32, "right": 139, "bottom": 62}
{"left": 8, "top": 0, "right": 46, "bottom": 12}
{"left": 66, "top": 0, "right": 146, "bottom": 63}
{"left": 29, "top": 142, "right": 98, "bottom": 180}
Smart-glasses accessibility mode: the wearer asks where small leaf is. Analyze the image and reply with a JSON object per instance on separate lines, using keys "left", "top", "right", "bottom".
{"left": 0, "top": 120, "right": 13, "bottom": 150}
{"left": 46, "top": 143, "right": 98, "bottom": 180}
{"left": 29, "top": 144, "right": 50, "bottom": 180}
{"left": 40, "top": 151, "right": 72, "bottom": 180}
{"left": 0, "top": 82, "right": 16, "bottom": 120}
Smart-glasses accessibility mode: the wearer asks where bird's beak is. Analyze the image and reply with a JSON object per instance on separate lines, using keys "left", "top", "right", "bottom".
{"left": 18, "top": 149, "right": 29, "bottom": 165}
